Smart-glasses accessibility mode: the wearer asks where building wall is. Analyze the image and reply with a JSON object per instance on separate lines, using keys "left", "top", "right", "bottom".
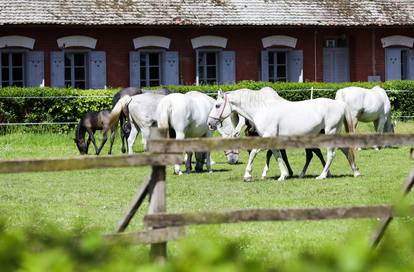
{"left": 1, "top": 26, "right": 413, "bottom": 87}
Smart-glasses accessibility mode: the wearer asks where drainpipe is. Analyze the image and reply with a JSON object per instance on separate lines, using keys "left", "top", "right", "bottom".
{"left": 314, "top": 30, "right": 318, "bottom": 81}
{"left": 372, "top": 29, "right": 376, "bottom": 76}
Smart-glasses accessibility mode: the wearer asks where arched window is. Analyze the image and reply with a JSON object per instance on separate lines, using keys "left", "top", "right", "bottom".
{"left": 260, "top": 35, "right": 303, "bottom": 83}
{"left": 129, "top": 36, "right": 178, "bottom": 87}
{"left": 51, "top": 36, "right": 105, "bottom": 89}
{"left": 0, "top": 35, "right": 44, "bottom": 87}
{"left": 382, "top": 35, "right": 414, "bottom": 80}
{"left": 191, "top": 36, "right": 234, "bottom": 85}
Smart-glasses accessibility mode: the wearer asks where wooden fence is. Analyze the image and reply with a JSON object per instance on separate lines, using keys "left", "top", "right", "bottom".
{"left": 1, "top": 128, "right": 414, "bottom": 262}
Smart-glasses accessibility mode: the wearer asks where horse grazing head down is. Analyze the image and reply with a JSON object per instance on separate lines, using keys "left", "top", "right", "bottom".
{"left": 74, "top": 138, "right": 87, "bottom": 155}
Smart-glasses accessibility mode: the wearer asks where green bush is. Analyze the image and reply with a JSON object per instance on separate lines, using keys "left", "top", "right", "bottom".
{"left": 1, "top": 215, "right": 414, "bottom": 272}
{"left": 1, "top": 81, "right": 414, "bottom": 133}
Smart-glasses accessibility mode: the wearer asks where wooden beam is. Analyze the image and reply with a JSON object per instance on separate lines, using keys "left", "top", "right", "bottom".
{"left": 0, "top": 153, "right": 181, "bottom": 174}
{"left": 144, "top": 205, "right": 413, "bottom": 228}
{"left": 370, "top": 165, "right": 414, "bottom": 247}
{"left": 115, "top": 177, "right": 151, "bottom": 233}
{"left": 147, "top": 134, "right": 414, "bottom": 153}
{"left": 104, "top": 227, "right": 186, "bottom": 245}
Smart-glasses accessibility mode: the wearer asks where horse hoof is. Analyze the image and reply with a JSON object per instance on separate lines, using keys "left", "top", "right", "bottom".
{"left": 315, "top": 175, "right": 326, "bottom": 180}
{"left": 121, "top": 148, "right": 126, "bottom": 153}
{"left": 354, "top": 171, "right": 362, "bottom": 177}
{"left": 277, "top": 176, "right": 286, "bottom": 181}
{"left": 244, "top": 176, "right": 252, "bottom": 182}
{"left": 261, "top": 175, "right": 266, "bottom": 180}
{"left": 299, "top": 172, "right": 305, "bottom": 179}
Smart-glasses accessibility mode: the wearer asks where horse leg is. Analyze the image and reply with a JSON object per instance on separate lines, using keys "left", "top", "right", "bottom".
{"left": 373, "top": 118, "right": 386, "bottom": 150}
{"left": 96, "top": 129, "right": 108, "bottom": 155}
{"left": 86, "top": 135, "right": 92, "bottom": 154}
{"left": 299, "top": 149, "right": 313, "bottom": 178}
{"left": 261, "top": 150, "right": 272, "bottom": 179}
{"left": 185, "top": 152, "right": 193, "bottom": 174}
{"left": 339, "top": 147, "right": 361, "bottom": 177}
{"left": 313, "top": 148, "right": 330, "bottom": 177}
{"left": 173, "top": 131, "right": 186, "bottom": 175}
{"left": 141, "top": 126, "right": 151, "bottom": 151}
{"left": 87, "top": 128, "right": 99, "bottom": 155}
{"left": 316, "top": 147, "right": 336, "bottom": 180}
{"left": 206, "top": 151, "right": 212, "bottom": 173}
{"left": 244, "top": 148, "right": 261, "bottom": 182}
{"left": 127, "top": 124, "right": 139, "bottom": 155}
{"left": 281, "top": 149, "right": 293, "bottom": 177}
{"left": 270, "top": 149, "right": 289, "bottom": 181}
{"left": 108, "top": 127, "right": 116, "bottom": 155}
{"left": 120, "top": 115, "right": 126, "bottom": 153}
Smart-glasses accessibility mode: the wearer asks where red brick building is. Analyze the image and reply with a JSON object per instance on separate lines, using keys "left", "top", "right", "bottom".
{"left": 0, "top": 0, "right": 413, "bottom": 89}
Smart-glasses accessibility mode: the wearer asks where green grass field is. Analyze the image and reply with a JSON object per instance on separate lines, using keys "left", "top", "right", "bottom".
{"left": 0, "top": 122, "right": 413, "bottom": 265}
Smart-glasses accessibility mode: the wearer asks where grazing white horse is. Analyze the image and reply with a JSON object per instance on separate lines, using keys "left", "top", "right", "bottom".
{"left": 208, "top": 88, "right": 361, "bottom": 181}
{"left": 156, "top": 91, "right": 238, "bottom": 175}
{"left": 335, "top": 86, "right": 394, "bottom": 136}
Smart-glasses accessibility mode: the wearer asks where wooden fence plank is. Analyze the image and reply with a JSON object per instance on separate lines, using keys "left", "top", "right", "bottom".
{"left": 370, "top": 165, "right": 414, "bottom": 247}
{"left": 104, "top": 227, "right": 186, "bottom": 245}
{"left": 115, "top": 177, "right": 151, "bottom": 233}
{"left": 147, "top": 134, "right": 414, "bottom": 153}
{"left": 144, "top": 205, "right": 414, "bottom": 228}
{"left": 0, "top": 153, "right": 181, "bottom": 174}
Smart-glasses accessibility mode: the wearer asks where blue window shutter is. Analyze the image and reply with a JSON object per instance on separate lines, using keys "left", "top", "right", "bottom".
{"left": 323, "top": 49, "right": 334, "bottom": 82}
{"left": 162, "top": 51, "right": 179, "bottom": 85}
{"left": 261, "top": 50, "right": 269, "bottom": 81}
{"left": 334, "top": 48, "right": 350, "bottom": 82}
{"left": 385, "top": 48, "right": 401, "bottom": 80}
{"left": 88, "top": 51, "right": 106, "bottom": 89}
{"left": 50, "top": 51, "right": 65, "bottom": 87}
{"left": 407, "top": 49, "right": 414, "bottom": 80}
{"left": 26, "top": 51, "right": 44, "bottom": 87}
{"left": 219, "top": 51, "right": 235, "bottom": 84}
{"left": 129, "top": 51, "right": 140, "bottom": 87}
{"left": 287, "top": 50, "right": 303, "bottom": 82}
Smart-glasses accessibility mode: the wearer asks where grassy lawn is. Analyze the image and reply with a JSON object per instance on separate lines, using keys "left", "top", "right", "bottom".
{"left": 0, "top": 122, "right": 413, "bottom": 265}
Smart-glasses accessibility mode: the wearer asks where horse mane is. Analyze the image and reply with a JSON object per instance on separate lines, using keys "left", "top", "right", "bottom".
{"left": 230, "top": 88, "right": 281, "bottom": 109}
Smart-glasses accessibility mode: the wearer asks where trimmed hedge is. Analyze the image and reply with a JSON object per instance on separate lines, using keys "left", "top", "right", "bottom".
{"left": 0, "top": 80, "right": 414, "bottom": 132}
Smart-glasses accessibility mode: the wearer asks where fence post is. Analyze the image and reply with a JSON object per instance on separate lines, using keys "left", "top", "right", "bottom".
{"left": 148, "top": 127, "right": 168, "bottom": 262}
{"left": 310, "top": 87, "right": 314, "bottom": 99}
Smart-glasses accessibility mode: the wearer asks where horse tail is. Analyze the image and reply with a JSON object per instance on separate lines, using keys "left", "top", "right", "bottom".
{"left": 157, "top": 98, "right": 171, "bottom": 129}
{"left": 343, "top": 105, "right": 354, "bottom": 134}
{"left": 109, "top": 95, "right": 132, "bottom": 128}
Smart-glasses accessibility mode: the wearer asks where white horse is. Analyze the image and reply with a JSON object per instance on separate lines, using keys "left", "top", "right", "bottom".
{"left": 156, "top": 91, "right": 239, "bottom": 175}
{"left": 208, "top": 88, "right": 361, "bottom": 181}
{"left": 126, "top": 93, "right": 166, "bottom": 152}
{"left": 335, "top": 86, "right": 394, "bottom": 137}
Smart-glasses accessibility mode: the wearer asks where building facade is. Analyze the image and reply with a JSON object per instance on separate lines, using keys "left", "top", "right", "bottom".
{"left": 0, "top": 0, "right": 413, "bottom": 89}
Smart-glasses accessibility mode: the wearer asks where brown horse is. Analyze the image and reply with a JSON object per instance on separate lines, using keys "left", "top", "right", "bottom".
{"left": 75, "top": 96, "right": 131, "bottom": 155}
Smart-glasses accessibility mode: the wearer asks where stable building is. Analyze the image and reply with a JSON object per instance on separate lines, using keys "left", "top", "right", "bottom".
{"left": 0, "top": 0, "right": 413, "bottom": 89}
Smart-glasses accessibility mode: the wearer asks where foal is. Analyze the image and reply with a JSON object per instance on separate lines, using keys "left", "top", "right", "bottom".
{"left": 75, "top": 95, "right": 132, "bottom": 155}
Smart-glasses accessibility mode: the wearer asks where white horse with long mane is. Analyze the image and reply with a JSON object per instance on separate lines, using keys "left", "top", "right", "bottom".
{"left": 208, "top": 88, "right": 361, "bottom": 181}
{"left": 335, "top": 86, "right": 394, "bottom": 137}
{"left": 156, "top": 91, "right": 239, "bottom": 175}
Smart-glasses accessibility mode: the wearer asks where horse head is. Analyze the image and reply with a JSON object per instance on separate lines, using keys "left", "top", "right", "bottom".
{"left": 74, "top": 138, "right": 87, "bottom": 155}
{"left": 208, "top": 91, "right": 232, "bottom": 131}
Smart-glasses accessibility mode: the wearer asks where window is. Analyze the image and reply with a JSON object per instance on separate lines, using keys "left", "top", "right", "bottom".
{"left": 197, "top": 51, "right": 218, "bottom": 84}
{"left": 1, "top": 52, "right": 24, "bottom": 87}
{"left": 140, "top": 52, "right": 161, "bottom": 87}
{"left": 64, "top": 52, "right": 87, "bottom": 89}
{"left": 268, "top": 51, "right": 287, "bottom": 82}
{"left": 385, "top": 47, "right": 414, "bottom": 80}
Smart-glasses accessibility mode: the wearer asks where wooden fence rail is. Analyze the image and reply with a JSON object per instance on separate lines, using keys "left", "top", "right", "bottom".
{"left": 0, "top": 153, "right": 181, "bottom": 174}
{"left": 148, "top": 134, "right": 414, "bottom": 153}
{"left": 144, "top": 205, "right": 413, "bottom": 228}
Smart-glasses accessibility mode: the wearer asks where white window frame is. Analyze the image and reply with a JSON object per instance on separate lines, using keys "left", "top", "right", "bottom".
{"left": 139, "top": 50, "right": 163, "bottom": 87}
{"left": 64, "top": 50, "right": 89, "bottom": 89}
{"left": 0, "top": 49, "right": 27, "bottom": 87}
{"left": 267, "top": 49, "right": 289, "bottom": 82}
